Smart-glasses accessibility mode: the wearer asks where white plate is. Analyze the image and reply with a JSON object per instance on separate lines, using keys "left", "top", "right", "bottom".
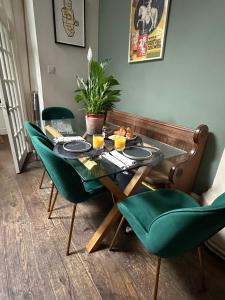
{"left": 122, "top": 146, "right": 152, "bottom": 160}
{"left": 63, "top": 141, "right": 92, "bottom": 153}
{"left": 108, "top": 134, "right": 137, "bottom": 141}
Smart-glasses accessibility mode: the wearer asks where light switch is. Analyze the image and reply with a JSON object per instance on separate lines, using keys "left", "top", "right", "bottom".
{"left": 48, "top": 65, "right": 56, "bottom": 74}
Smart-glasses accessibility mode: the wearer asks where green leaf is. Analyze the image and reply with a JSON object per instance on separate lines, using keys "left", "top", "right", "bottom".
{"left": 74, "top": 94, "right": 84, "bottom": 103}
{"left": 74, "top": 57, "right": 120, "bottom": 113}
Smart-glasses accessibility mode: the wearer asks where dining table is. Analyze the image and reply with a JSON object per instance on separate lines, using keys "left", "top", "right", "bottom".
{"left": 37, "top": 118, "right": 186, "bottom": 253}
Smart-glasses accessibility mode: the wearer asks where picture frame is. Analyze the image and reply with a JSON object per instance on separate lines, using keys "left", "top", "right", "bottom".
{"left": 52, "top": 0, "right": 86, "bottom": 48}
{"left": 128, "top": 0, "right": 170, "bottom": 63}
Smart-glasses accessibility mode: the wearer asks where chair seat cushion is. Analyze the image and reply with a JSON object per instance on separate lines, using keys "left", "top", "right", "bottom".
{"left": 83, "top": 179, "right": 104, "bottom": 194}
{"left": 66, "top": 159, "right": 104, "bottom": 194}
{"left": 118, "top": 189, "right": 199, "bottom": 237}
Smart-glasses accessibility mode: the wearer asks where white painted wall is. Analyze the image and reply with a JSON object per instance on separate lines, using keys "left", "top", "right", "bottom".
{"left": 24, "top": 0, "right": 44, "bottom": 115}
{"left": 31, "top": 0, "right": 99, "bottom": 125}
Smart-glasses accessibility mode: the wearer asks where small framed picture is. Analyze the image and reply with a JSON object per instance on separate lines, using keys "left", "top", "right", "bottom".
{"left": 52, "top": 0, "right": 85, "bottom": 48}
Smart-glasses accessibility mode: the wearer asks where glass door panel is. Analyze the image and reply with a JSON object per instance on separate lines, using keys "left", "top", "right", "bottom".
{"left": 0, "top": 19, "right": 27, "bottom": 173}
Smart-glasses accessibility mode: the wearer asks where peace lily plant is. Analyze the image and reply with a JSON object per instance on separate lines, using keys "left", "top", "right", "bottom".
{"left": 74, "top": 47, "right": 121, "bottom": 134}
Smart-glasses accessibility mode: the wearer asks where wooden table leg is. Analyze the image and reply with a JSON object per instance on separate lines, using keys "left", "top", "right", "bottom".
{"left": 123, "top": 166, "right": 151, "bottom": 197}
{"left": 86, "top": 205, "right": 121, "bottom": 253}
{"left": 86, "top": 166, "right": 151, "bottom": 253}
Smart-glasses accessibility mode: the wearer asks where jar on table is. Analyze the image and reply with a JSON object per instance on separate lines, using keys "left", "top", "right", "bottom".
{"left": 102, "top": 126, "right": 112, "bottom": 138}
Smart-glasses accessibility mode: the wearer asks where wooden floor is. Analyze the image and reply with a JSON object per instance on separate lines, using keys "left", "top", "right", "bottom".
{"left": 1, "top": 136, "right": 225, "bottom": 300}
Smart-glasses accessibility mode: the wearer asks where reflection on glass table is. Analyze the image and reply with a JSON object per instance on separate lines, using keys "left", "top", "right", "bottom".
{"left": 36, "top": 118, "right": 186, "bottom": 183}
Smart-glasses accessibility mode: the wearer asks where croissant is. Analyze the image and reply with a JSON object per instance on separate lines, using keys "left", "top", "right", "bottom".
{"left": 126, "top": 127, "right": 134, "bottom": 139}
{"left": 113, "top": 126, "right": 134, "bottom": 139}
{"left": 119, "top": 127, "right": 126, "bottom": 137}
{"left": 114, "top": 126, "right": 126, "bottom": 137}
{"left": 113, "top": 130, "right": 120, "bottom": 135}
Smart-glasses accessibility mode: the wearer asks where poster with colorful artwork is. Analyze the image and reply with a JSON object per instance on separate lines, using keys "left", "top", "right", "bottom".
{"left": 129, "top": 0, "right": 170, "bottom": 63}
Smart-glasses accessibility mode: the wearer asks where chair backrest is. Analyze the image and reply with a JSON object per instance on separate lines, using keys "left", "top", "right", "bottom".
{"left": 42, "top": 107, "right": 74, "bottom": 120}
{"left": 24, "top": 121, "right": 45, "bottom": 138}
{"left": 31, "top": 136, "right": 88, "bottom": 203}
{"left": 24, "top": 121, "right": 53, "bottom": 149}
{"left": 147, "top": 193, "right": 225, "bottom": 258}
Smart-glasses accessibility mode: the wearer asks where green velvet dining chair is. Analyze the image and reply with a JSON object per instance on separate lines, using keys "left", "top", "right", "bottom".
{"left": 24, "top": 121, "right": 53, "bottom": 188}
{"left": 109, "top": 189, "right": 225, "bottom": 299}
{"left": 42, "top": 106, "right": 74, "bottom": 120}
{"left": 24, "top": 121, "right": 55, "bottom": 212}
{"left": 31, "top": 135, "right": 104, "bottom": 255}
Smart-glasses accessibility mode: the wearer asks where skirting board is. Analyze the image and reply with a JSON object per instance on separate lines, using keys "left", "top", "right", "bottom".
{"left": 0, "top": 128, "right": 7, "bottom": 135}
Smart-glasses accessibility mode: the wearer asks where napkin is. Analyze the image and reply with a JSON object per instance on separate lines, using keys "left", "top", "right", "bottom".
{"left": 110, "top": 150, "right": 136, "bottom": 167}
{"left": 101, "top": 152, "right": 127, "bottom": 169}
{"left": 54, "top": 136, "right": 85, "bottom": 144}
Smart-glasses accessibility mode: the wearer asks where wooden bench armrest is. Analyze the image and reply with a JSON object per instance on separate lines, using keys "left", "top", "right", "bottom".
{"left": 168, "top": 125, "right": 208, "bottom": 192}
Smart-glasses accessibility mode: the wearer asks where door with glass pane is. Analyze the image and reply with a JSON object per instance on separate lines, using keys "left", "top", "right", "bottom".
{"left": 0, "top": 18, "right": 27, "bottom": 173}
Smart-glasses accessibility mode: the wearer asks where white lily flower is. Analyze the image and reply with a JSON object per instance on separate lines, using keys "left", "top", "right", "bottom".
{"left": 76, "top": 76, "right": 81, "bottom": 88}
{"left": 80, "top": 78, "right": 88, "bottom": 90}
{"left": 87, "top": 47, "right": 93, "bottom": 63}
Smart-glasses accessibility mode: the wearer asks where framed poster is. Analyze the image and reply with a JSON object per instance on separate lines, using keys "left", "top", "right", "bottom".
{"left": 52, "top": 0, "right": 85, "bottom": 48}
{"left": 129, "top": 0, "right": 170, "bottom": 63}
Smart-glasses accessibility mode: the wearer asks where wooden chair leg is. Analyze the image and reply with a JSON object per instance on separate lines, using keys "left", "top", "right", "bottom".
{"left": 153, "top": 257, "right": 161, "bottom": 300}
{"left": 109, "top": 216, "right": 125, "bottom": 251}
{"left": 39, "top": 169, "right": 46, "bottom": 189}
{"left": 48, "top": 190, "right": 58, "bottom": 219}
{"left": 47, "top": 183, "right": 55, "bottom": 212}
{"left": 197, "top": 246, "right": 205, "bottom": 290}
{"left": 111, "top": 192, "right": 116, "bottom": 205}
{"left": 35, "top": 150, "right": 38, "bottom": 161}
{"left": 66, "top": 204, "right": 77, "bottom": 256}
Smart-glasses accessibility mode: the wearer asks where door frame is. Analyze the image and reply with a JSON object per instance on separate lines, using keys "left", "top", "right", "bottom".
{"left": 0, "top": 3, "right": 28, "bottom": 172}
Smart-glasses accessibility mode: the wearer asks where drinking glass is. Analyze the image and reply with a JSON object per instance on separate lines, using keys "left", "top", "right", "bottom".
{"left": 114, "top": 135, "right": 126, "bottom": 151}
{"left": 93, "top": 134, "right": 104, "bottom": 150}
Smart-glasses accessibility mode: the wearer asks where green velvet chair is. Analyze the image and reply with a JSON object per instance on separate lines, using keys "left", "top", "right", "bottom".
{"left": 24, "top": 121, "right": 48, "bottom": 140}
{"left": 110, "top": 189, "right": 225, "bottom": 299}
{"left": 24, "top": 121, "right": 53, "bottom": 188}
{"left": 42, "top": 106, "right": 74, "bottom": 120}
{"left": 31, "top": 135, "right": 104, "bottom": 255}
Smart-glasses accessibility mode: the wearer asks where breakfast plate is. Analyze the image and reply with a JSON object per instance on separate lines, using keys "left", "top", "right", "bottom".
{"left": 63, "top": 141, "right": 92, "bottom": 153}
{"left": 122, "top": 146, "right": 152, "bottom": 160}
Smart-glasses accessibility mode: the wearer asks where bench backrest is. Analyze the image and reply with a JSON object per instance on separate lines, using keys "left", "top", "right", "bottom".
{"left": 107, "top": 110, "right": 209, "bottom": 192}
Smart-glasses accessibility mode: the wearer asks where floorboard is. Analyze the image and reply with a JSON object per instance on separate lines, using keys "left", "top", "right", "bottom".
{"left": 1, "top": 136, "right": 225, "bottom": 300}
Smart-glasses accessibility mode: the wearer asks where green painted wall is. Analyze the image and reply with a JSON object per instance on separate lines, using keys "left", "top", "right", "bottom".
{"left": 99, "top": 0, "right": 225, "bottom": 193}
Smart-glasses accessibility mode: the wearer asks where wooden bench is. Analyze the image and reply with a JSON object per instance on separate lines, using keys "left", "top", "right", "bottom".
{"left": 106, "top": 110, "right": 209, "bottom": 193}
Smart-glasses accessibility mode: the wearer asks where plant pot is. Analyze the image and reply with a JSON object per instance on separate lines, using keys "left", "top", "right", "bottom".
{"left": 85, "top": 114, "right": 105, "bottom": 135}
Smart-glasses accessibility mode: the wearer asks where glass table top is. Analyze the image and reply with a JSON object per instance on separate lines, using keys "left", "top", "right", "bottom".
{"left": 37, "top": 119, "right": 85, "bottom": 137}
{"left": 36, "top": 118, "right": 186, "bottom": 182}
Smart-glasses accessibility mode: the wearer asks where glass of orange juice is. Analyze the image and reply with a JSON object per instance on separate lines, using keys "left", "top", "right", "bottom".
{"left": 114, "top": 135, "right": 126, "bottom": 151}
{"left": 93, "top": 134, "right": 104, "bottom": 150}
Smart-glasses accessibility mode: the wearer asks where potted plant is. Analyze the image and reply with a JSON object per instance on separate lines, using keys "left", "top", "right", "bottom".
{"left": 75, "top": 48, "right": 121, "bottom": 135}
